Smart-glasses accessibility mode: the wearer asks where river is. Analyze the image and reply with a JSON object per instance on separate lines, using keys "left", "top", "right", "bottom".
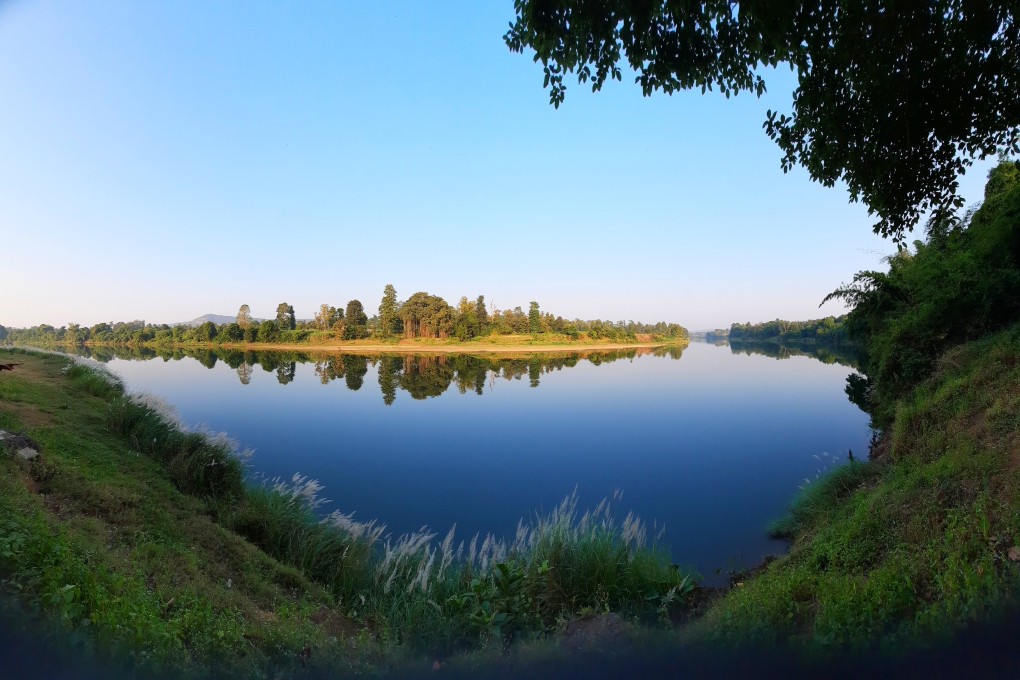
{"left": 85, "top": 339, "right": 870, "bottom": 583}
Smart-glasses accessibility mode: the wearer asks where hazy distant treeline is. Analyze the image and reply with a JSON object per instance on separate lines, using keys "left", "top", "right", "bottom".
{"left": 713, "top": 315, "right": 852, "bottom": 344}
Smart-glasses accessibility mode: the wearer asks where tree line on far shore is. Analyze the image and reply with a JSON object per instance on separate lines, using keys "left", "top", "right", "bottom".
{"left": 702, "top": 316, "right": 852, "bottom": 344}
{"left": 2, "top": 286, "right": 688, "bottom": 348}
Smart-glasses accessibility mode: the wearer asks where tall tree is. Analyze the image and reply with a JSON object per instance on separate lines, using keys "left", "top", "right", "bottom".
{"left": 399, "top": 292, "right": 455, "bottom": 339}
{"left": 506, "top": 1, "right": 1020, "bottom": 240}
{"left": 529, "top": 301, "right": 542, "bottom": 334}
{"left": 378, "top": 284, "right": 398, "bottom": 338}
{"left": 236, "top": 304, "right": 252, "bottom": 330}
{"left": 475, "top": 295, "right": 489, "bottom": 335}
{"left": 314, "top": 304, "right": 339, "bottom": 332}
{"left": 65, "top": 323, "right": 83, "bottom": 346}
{"left": 276, "top": 302, "right": 296, "bottom": 331}
{"left": 455, "top": 296, "right": 480, "bottom": 340}
{"left": 343, "top": 300, "right": 368, "bottom": 340}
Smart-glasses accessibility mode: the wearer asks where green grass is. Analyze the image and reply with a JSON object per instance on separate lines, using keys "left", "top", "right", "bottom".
{"left": 692, "top": 324, "right": 1020, "bottom": 656}
{"left": 766, "top": 462, "right": 881, "bottom": 540}
{"left": 0, "top": 349, "right": 386, "bottom": 677}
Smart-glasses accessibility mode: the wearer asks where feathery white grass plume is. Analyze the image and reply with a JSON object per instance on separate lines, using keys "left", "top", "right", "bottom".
{"left": 271, "top": 473, "right": 329, "bottom": 510}
{"left": 129, "top": 392, "right": 184, "bottom": 428}
{"left": 438, "top": 525, "right": 456, "bottom": 579}
{"left": 323, "top": 509, "right": 386, "bottom": 544}
{"left": 192, "top": 425, "right": 254, "bottom": 462}
{"left": 63, "top": 355, "right": 124, "bottom": 389}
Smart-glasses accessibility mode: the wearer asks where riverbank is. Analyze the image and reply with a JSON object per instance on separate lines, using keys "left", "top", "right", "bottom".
{"left": 688, "top": 323, "right": 1020, "bottom": 654}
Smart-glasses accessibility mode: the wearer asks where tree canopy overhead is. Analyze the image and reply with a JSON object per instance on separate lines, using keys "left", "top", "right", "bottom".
{"left": 505, "top": 1, "right": 1020, "bottom": 241}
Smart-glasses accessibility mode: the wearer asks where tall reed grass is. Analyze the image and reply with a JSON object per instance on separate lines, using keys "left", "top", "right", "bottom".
{"left": 63, "top": 356, "right": 125, "bottom": 399}
{"left": 226, "top": 482, "right": 693, "bottom": 648}
{"left": 105, "top": 389, "right": 248, "bottom": 501}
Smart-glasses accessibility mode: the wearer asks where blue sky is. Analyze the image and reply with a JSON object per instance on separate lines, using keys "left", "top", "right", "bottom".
{"left": 0, "top": 1, "right": 997, "bottom": 330}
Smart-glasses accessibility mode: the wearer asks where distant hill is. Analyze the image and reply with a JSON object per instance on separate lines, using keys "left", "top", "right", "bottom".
{"left": 175, "top": 314, "right": 264, "bottom": 327}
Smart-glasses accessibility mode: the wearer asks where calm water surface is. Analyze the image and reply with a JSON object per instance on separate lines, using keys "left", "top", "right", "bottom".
{"left": 96, "top": 341, "right": 870, "bottom": 582}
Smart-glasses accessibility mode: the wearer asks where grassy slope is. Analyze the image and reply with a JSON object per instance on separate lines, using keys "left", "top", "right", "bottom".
{"left": 0, "top": 349, "right": 387, "bottom": 678}
{"left": 692, "top": 323, "right": 1020, "bottom": 654}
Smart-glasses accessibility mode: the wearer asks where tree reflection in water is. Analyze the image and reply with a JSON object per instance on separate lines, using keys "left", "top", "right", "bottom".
{"left": 74, "top": 345, "right": 688, "bottom": 404}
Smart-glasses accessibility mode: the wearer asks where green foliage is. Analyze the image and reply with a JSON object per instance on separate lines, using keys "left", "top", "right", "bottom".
{"left": 706, "top": 163, "right": 1020, "bottom": 654}
{"left": 729, "top": 316, "right": 851, "bottom": 344}
{"left": 528, "top": 301, "right": 541, "bottom": 334}
{"left": 194, "top": 321, "right": 217, "bottom": 342}
{"left": 215, "top": 322, "right": 243, "bottom": 343}
{"left": 278, "top": 329, "right": 311, "bottom": 343}
{"left": 453, "top": 296, "right": 482, "bottom": 340}
{"left": 447, "top": 560, "right": 547, "bottom": 644}
{"left": 506, "top": 1, "right": 1020, "bottom": 240}
{"left": 399, "top": 292, "right": 456, "bottom": 339}
{"left": 256, "top": 319, "right": 280, "bottom": 343}
{"left": 475, "top": 295, "right": 488, "bottom": 335}
{"left": 0, "top": 350, "right": 363, "bottom": 677}
{"left": 225, "top": 482, "right": 377, "bottom": 603}
{"left": 313, "top": 303, "right": 341, "bottom": 332}
{"left": 378, "top": 284, "right": 399, "bottom": 338}
{"left": 8, "top": 295, "right": 687, "bottom": 349}
{"left": 826, "top": 161, "right": 1020, "bottom": 425}
{"left": 226, "top": 482, "right": 694, "bottom": 652}
{"left": 343, "top": 300, "right": 368, "bottom": 340}
{"left": 275, "top": 302, "right": 296, "bottom": 331}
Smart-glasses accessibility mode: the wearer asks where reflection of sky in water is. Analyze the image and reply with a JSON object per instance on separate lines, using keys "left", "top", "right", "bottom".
{"left": 107, "top": 342, "right": 870, "bottom": 584}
